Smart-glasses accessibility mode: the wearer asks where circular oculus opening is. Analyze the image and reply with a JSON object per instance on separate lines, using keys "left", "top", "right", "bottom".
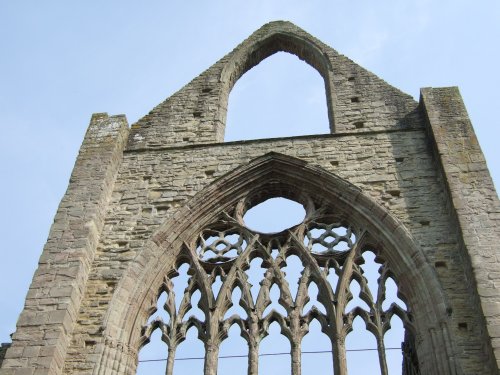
{"left": 243, "top": 197, "right": 306, "bottom": 233}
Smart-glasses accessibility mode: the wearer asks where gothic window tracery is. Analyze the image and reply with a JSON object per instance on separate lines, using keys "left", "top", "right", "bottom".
{"left": 138, "top": 194, "right": 419, "bottom": 375}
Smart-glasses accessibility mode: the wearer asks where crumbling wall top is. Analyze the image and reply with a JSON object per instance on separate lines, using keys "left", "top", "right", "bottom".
{"left": 127, "top": 21, "right": 419, "bottom": 151}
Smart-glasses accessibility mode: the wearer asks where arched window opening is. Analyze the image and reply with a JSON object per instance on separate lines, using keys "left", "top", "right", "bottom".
{"left": 345, "top": 279, "right": 371, "bottom": 312}
{"left": 174, "top": 327, "right": 205, "bottom": 374}
{"left": 218, "top": 324, "right": 248, "bottom": 375}
{"left": 360, "top": 251, "right": 382, "bottom": 297}
{"left": 174, "top": 263, "right": 191, "bottom": 303}
{"left": 137, "top": 192, "right": 417, "bottom": 374}
{"left": 211, "top": 274, "right": 224, "bottom": 301}
{"left": 385, "top": 316, "right": 405, "bottom": 375}
{"left": 382, "top": 277, "right": 408, "bottom": 311}
{"left": 225, "top": 52, "right": 330, "bottom": 142}
{"left": 259, "top": 322, "right": 291, "bottom": 375}
{"left": 187, "top": 289, "right": 205, "bottom": 322}
{"left": 223, "top": 287, "right": 248, "bottom": 320}
{"left": 281, "top": 254, "right": 303, "bottom": 301}
{"left": 346, "top": 317, "right": 381, "bottom": 375}
{"left": 301, "top": 319, "right": 333, "bottom": 374}
{"left": 262, "top": 283, "right": 288, "bottom": 317}
{"left": 302, "top": 282, "right": 327, "bottom": 315}
{"left": 247, "top": 257, "right": 266, "bottom": 302}
{"left": 146, "top": 291, "right": 169, "bottom": 325}
{"left": 137, "top": 328, "right": 167, "bottom": 375}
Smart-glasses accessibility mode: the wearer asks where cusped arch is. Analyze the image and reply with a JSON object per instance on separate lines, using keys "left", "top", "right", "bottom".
{"left": 218, "top": 21, "right": 337, "bottom": 133}
{"left": 95, "top": 152, "right": 460, "bottom": 375}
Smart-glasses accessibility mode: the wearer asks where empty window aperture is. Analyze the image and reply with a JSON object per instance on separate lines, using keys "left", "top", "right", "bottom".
{"left": 136, "top": 328, "right": 166, "bottom": 375}
{"left": 225, "top": 52, "right": 330, "bottom": 141}
{"left": 243, "top": 197, "right": 305, "bottom": 233}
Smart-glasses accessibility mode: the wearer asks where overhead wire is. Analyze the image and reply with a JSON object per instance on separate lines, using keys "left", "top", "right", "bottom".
{"left": 138, "top": 347, "right": 402, "bottom": 363}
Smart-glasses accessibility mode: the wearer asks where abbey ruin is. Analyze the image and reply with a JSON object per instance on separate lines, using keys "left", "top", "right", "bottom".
{"left": 1, "top": 21, "right": 499, "bottom": 374}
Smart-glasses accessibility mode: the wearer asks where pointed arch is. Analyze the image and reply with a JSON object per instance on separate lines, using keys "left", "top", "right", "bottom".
{"left": 95, "top": 152, "right": 460, "bottom": 374}
{"left": 218, "top": 21, "right": 337, "bottom": 136}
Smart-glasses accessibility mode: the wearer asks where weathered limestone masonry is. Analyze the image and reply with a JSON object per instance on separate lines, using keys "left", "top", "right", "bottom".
{"left": 0, "top": 114, "right": 129, "bottom": 375}
{"left": 0, "top": 344, "right": 11, "bottom": 368}
{"left": 0, "top": 21, "right": 499, "bottom": 375}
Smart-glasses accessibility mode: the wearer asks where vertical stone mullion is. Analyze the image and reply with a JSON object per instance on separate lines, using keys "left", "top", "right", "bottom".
{"left": 247, "top": 341, "right": 259, "bottom": 375}
{"left": 376, "top": 333, "right": 389, "bottom": 375}
{"left": 291, "top": 341, "right": 301, "bottom": 375}
{"left": 333, "top": 336, "right": 347, "bottom": 375}
{"left": 165, "top": 346, "right": 176, "bottom": 375}
{"left": 334, "top": 239, "right": 360, "bottom": 375}
{"left": 203, "top": 341, "right": 220, "bottom": 375}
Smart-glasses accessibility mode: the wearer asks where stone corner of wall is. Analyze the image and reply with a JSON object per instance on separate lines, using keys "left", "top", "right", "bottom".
{"left": 0, "top": 343, "right": 12, "bottom": 368}
{"left": 420, "top": 84, "right": 500, "bottom": 372}
{"left": 79, "top": 112, "right": 130, "bottom": 154}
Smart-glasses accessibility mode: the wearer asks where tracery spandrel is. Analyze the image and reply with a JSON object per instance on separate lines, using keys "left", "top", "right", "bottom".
{"left": 139, "top": 206, "right": 418, "bottom": 375}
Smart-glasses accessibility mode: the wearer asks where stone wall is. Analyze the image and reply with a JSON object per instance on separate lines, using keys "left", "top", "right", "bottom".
{"left": 0, "top": 114, "right": 129, "bottom": 375}
{"left": 64, "top": 124, "right": 492, "bottom": 374}
{"left": 0, "top": 344, "right": 11, "bottom": 368}
{"left": 422, "top": 87, "right": 500, "bottom": 371}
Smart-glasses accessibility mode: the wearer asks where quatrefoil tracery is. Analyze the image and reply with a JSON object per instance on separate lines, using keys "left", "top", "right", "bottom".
{"left": 305, "top": 222, "right": 356, "bottom": 254}
{"left": 196, "top": 229, "right": 248, "bottom": 263}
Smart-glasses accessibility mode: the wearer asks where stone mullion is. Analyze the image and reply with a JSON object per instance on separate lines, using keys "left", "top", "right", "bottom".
{"left": 325, "top": 333, "right": 338, "bottom": 375}
{"left": 353, "top": 255, "right": 388, "bottom": 375}
{"left": 244, "top": 250, "right": 261, "bottom": 375}
{"left": 290, "top": 293, "right": 304, "bottom": 375}
{"left": 165, "top": 345, "right": 176, "bottom": 375}
{"left": 203, "top": 340, "right": 220, "bottom": 375}
{"left": 188, "top": 308, "right": 219, "bottom": 375}
{"left": 247, "top": 335, "right": 259, "bottom": 375}
{"left": 282, "top": 256, "right": 300, "bottom": 375}
{"left": 334, "top": 237, "right": 363, "bottom": 375}
{"left": 333, "top": 336, "right": 347, "bottom": 375}
{"left": 143, "top": 319, "right": 178, "bottom": 375}
{"left": 202, "top": 285, "right": 221, "bottom": 375}
{"left": 291, "top": 260, "right": 314, "bottom": 375}
{"left": 373, "top": 267, "right": 389, "bottom": 375}
{"left": 375, "top": 332, "right": 389, "bottom": 375}
{"left": 241, "top": 255, "right": 260, "bottom": 375}
{"left": 291, "top": 341, "right": 302, "bottom": 375}
{"left": 294, "top": 266, "right": 310, "bottom": 317}
{"left": 213, "top": 235, "right": 260, "bottom": 375}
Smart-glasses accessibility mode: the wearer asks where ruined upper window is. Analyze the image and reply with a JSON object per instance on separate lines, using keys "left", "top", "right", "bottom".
{"left": 224, "top": 52, "right": 330, "bottom": 142}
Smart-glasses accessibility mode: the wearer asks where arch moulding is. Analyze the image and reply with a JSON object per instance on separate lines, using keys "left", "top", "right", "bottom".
{"left": 94, "top": 152, "right": 461, "bottom": 375}
{"left": 216, "top": 21, "right": 338, "bottom": 137}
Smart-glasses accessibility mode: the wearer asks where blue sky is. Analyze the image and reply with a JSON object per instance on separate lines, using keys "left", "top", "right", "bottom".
{"left": 1, "top": 1, "right": 499, "bottom": 372}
